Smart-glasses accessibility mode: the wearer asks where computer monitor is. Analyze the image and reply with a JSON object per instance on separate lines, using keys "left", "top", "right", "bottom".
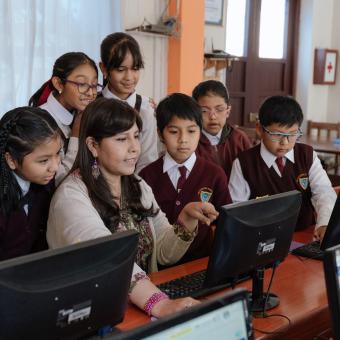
{"left": 0, "top": 230, "right": 138, "bottom": 340}
{"left": 112, "top": 288, "right": 253, "bottom": 340}
{"left": 323, "top": 244, "right": 340, "bottom": 338}
{"left": 319, "top": 191, "right": 340, "bottom": 250}
{"left": 205, "top": 190, "right": 302, "bottom": 312}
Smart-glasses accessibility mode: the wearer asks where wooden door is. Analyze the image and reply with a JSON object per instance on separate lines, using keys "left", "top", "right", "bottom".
{"left": 227, "top": 0, "right": 300, "bottom": 127}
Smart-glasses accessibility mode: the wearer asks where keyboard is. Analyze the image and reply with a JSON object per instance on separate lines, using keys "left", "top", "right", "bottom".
{"left": 291, "top": 240, "right": 324, "bottom": 260}
{"left": 157, "top": 270, "right": 250, "bottom": 299}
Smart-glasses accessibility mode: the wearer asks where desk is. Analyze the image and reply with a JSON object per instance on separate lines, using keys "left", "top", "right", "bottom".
{"left": 118, "top": 230, "right": 332, "bottom": 339}
{"left": 300, "top": 136, "right": 340, "bottom": 174}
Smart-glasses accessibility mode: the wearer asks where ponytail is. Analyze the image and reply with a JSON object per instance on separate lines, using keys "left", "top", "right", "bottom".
{"left": 29, "top": 79, "right": 54, "bottom": 107}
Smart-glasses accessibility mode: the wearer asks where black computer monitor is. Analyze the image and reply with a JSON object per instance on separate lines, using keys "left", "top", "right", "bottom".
{"left": 319, "top": 191, "right": 340, "bottom": 250}
{"left": 205, "top": 190, "right": 302, "bottom": 312}
{"left": 0, "top": 230, "right": 138, "bottom": 340}
{"left": 112, "top": 288, "right": 253, "bottom": 340}
{"left": 323, "top": 244, "right": 340, "bottom": 338}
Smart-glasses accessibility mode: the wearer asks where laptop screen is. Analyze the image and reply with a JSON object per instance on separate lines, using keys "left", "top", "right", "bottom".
{"left": 323, "top": 245, "right": 340, "bottom": 338}
{"left": 144, "top": 299, "right": 248, "bottom": 340}
{"left": 113, "top": 288, "right": 253, "bottom": 340}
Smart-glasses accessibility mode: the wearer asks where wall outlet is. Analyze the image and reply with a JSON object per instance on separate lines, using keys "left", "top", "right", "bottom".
{"left": 249, "top": 112, "right": 259, "bottom": 123}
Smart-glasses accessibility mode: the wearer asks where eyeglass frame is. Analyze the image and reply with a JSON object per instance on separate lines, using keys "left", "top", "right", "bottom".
{"left": 200, "top": 105, "right": 230, "bottom": 116}
{"left": 261, "top": 125, "right": 303, "bottom": 142}
{"left": 62, "top": 79, "right": 103, "bottom": 94}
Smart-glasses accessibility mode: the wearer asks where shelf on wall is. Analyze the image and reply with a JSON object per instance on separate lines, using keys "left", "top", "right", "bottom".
{"left": 126, "top": 26, "right": 179, "bottom": 38}
{"left": 204, "top": 53, "right": 239, "bottom": 72}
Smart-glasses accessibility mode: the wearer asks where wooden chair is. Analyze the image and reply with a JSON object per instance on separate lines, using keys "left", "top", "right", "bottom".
{"left": 235, "top": 126, "right": 260, "bottom": 146}
{"left": 307, "top": 120, "right": 340, "bottom": 139}
{"left": 306, "top": 120, "right": 340, "bottom": 174}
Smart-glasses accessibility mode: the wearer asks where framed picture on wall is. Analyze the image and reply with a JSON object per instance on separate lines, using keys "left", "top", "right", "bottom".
{"left": 205, "top": 0, "right": 224, "bottom": 25}
{"left": 313, "top": 48, "right": 338, "bottom": 85}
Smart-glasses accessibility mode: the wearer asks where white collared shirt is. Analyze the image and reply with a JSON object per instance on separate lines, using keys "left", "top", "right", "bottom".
{"left": 13, "top": 172, "right": 30, "bottom": 214}
{"left": 40, "top": 93, "right": 73, "bottom": 138}
{"left": 228, "top": 142, "right": 337, "bottom": 228}
{"left": 40, "top": 93, "right": 78, "bottom": 185}
{"left": 202, "top": 129, "right": 222, "bottom": 146}
{"left": 102, "top": 85, "right": 159, "bottom": 173}
{"left": 163, "top": 152, "right": 196, "bottom": 189}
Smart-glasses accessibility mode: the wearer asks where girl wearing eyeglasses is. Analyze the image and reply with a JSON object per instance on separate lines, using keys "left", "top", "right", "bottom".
{"left": 29, "top": 52, "right": 100, "bottom": 184}
{"left": 193, "top": 80, "right": 252, "bottom": 178}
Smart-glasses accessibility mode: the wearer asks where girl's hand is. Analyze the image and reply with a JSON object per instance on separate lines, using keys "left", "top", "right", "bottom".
{"left": 151, "top": 297, "right": 199, "bottom": 318}
{"left": 313, "top": 225, "right": 327, "bottom": 242}
{"left": 71, "top": 111, "right": 83, "bottom": 137}
{"left": 178, "top": 202, "right": 219, "bottom": 232}
{"left": 149, "top": 97, "right": 157, "bottom": 110}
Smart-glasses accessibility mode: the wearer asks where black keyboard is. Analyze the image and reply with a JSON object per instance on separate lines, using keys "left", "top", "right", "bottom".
{"left": 157, "top": 270, "right": 250, "bottom": 299}
{"left": 291, "top": 240, "right": 324, "bottom": 260}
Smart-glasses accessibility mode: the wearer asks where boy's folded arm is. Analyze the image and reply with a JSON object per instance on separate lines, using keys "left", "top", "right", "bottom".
{"left": 228, "top": 158, "right": 250, "bottom": 203}
{"left": 309, "top": 151, "right": 337, "bottom": 228}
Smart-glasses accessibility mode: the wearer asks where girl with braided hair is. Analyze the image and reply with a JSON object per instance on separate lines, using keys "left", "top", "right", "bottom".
{"left": 29, "top": 52, "right": 101, "bottom": 184}
{"left": 0, "top": 107, "right": 61, "bottom": 261}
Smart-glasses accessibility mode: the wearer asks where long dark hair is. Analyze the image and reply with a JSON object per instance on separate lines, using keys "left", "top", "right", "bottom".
{"left": 0, "top": 107, "right": 60, "bottom": 216}
{"left": 100, "top": 32, "right": 144, "bottom": 87}
{"left": 72, "top": 97, "right": 156, "bottom": 231}
{"left": 29, "top": 52, "right": 98, "bottom": 107}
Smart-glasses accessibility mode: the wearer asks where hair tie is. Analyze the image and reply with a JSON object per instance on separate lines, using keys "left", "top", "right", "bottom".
{"left": 37, "top": 79, "right": 53, "bottom": 106}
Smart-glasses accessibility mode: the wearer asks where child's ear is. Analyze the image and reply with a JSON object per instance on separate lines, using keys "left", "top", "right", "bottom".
{"left": 226, "top": 104, "right": 232, "bottom": 119}
{"left": 4, "top": 152, "right": 18, "bottom": 170}
{"left": 157, "top": 129, "right": 164, "bottom": 143}
{"left": 99, "top": 62, "right": 108, "bottom": 80}
{"left": 85, "top": 137, "right": 98, "bottom": 158}
{"left": 51, "top": 76, "right": 64, "bottom": 94}
{"left": 255, "top": 121, "right": 264, "bottom": 138}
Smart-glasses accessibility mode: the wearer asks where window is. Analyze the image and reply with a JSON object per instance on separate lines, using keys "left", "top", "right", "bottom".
{"left": 225, "top": 0, "right": 247, "bottom": 57}
{"left": 258, "top": 0, "right": 286, "bottom": 59}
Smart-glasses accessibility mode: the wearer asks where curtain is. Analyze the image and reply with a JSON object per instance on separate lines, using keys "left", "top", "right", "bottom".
{"left": 0, "top": 0, "right": 121, "bottom": 116}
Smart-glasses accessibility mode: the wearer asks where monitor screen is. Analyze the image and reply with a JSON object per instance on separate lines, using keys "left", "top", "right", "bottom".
{"left": 320, "top": 191, "right": 340, "bottom": 250}
{"left": 113, "top": 288, "right": 253, "bottom": 340}
{"left": 205, "top": 190, "right": 302, "bottom": 312}
{"left": 323, "top": 244, "right": 340, "bottom": 338}
{"left": 0, "top": 230, "right": 138, "bottom": 340}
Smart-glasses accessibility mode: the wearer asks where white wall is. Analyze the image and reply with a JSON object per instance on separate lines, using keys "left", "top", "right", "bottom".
{"left": 121, "top": 0, "right": 168, "bottom": 102}
{"left": 295, "top": 0, "right": 338, "bottom": 123}
{"left": 328, "top": 0, "right": 340, "bottom": 122}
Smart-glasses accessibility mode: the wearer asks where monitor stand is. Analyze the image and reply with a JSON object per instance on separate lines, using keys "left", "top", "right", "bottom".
{"left": 249, "top": 268, "right": 279, "bottom": 315}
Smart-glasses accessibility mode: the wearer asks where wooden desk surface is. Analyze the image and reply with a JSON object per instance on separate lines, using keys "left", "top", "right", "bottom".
{"left": 118, "top": 229, "right": 332, "bottom": 339}
{"left": 300, "top": 136, "right": 340, "bottom": 155}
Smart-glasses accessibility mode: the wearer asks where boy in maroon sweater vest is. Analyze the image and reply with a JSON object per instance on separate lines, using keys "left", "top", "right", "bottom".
{"left": 139, "top": 93, "right": 232, "bottom": 264}
{"left": 193, "top": 80, "right": 252, "bottom": 178}
{"left": 228, "top": 95, "right": 336, "bottom": 240}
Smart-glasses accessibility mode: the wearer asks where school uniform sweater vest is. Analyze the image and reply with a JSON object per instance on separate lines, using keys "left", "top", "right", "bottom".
{"left": 140, "top": 156, "right": 231, "bottom": 262}
{"left": 196, "top": 124, "right": 251, "bottom": 178}
{"left": 0, "top": 183, "right": 53, "bottom": 261}
{"left": 238, "top": 143, "right": 315, "bottom": 230}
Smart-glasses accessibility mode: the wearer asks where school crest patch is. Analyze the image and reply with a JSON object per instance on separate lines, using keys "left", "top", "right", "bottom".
{"left": 296, "top": 173, "right": 309, "bottom": 190}
{"left": 198, "top": 187, "right": 213, "bottom": 202}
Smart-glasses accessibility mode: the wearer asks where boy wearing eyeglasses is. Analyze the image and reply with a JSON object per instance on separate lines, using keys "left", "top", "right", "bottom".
{"left": 193, "top": 80, "right": 252, "bottom": 178}
{"left": 229, "top": 95, "right": 336, "bottom": 239}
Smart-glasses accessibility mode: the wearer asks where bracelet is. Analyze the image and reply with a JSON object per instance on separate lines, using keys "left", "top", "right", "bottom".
{"left": 143, "top": 292, "right": 169, "bottom": 316}
{"left": 173, "top": 218, "right": 198, "bottom": 242}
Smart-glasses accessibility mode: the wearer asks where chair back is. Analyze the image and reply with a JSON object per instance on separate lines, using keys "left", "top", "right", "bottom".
{"left": 307, "top": 120, "right": 340, "bottom": 139}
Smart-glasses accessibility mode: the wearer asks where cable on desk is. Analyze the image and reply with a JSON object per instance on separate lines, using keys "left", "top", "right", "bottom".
{"left": 253, "top": 313, "right": 291, "bottom": 335}
{"left": 253, "top": 261, "right": 292, "bottom": 336}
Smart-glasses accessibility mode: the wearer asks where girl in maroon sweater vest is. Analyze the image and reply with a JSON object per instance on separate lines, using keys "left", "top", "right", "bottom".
{"left": 0, "top": 107, "right": 61, "bottom": 261}
{"left": 193, "top": 80, "right": 252, "bottom": 178}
